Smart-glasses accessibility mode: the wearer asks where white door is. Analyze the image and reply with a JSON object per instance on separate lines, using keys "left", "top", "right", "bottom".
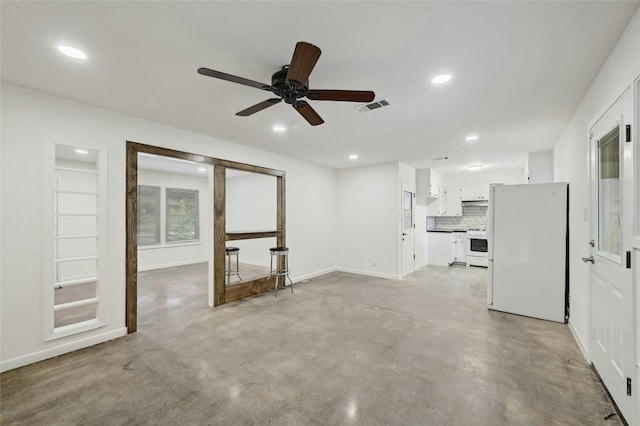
{"left": 401, "top": 182, "right": 415, "bottom": 277}
{"left": 588, "top": 87, "right": 633, "bottom": 422}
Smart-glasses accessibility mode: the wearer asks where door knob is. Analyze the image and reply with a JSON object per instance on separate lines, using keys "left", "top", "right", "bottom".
{"left": 402, "top": 233, "right": 408, "bottom": 236}
{"left": 588, "top": 240, "right": 594, "bottom": 247}
{"left": 582, "top": 256, "right": 594, "bottom": 263}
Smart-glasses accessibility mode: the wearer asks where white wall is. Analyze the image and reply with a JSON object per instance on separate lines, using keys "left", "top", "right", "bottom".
{"left": 441, "top": 169, "right": 525, "bottom": 187}
{"left": 336, "top": 162, "right": 401, "bottom": 279}
{"left": 553, "top": 6, "right": 640, "bottom": 367}
{"left": 137, "top": 169, "right": 210, "bottom": 271}
{"left": 0, "top": 82, "right": 337, "bottom": 371}
{"left": 526, "top": 149, "right": 554, "bottom": 183}
{"left": 226, "top": 172, "right": 278, "bottom": 266}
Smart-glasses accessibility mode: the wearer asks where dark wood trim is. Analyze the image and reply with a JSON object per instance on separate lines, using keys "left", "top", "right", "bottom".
{"left": 125, "top": 140, "right": 286, "bottom": 330}
{"left": 213, "top": 165, "right": 227, "bottom": 306}
{"left": 125, "top": 142, "right": 138, "bottom": 333}
{"left": 128, "top": 141, "right": 215, "bottom": 165}
{"left": 226, "top": 230, "right": 281, "bottom": 241}
{"left": 224, "top": 278, "right": 269, "bottom": 303}
{"left": 214, "top": 158, "right": 284, "bottom": 176}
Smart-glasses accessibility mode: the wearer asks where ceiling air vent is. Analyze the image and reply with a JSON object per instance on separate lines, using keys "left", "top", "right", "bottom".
{"left": 356, "top": 98, "right": 392, "bottom": 113}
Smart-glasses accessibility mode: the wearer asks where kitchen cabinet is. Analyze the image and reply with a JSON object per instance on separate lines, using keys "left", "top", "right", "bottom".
{"left": 461, "top": 185, "right": 489, "bottom": 201}
{"left": 450, "top": 232, "right": 467, "bottom": 264}
{"left": 416, "top": 168, "right": 443, "bottom": 199}
{"left": 426, "top": 232, "right": 451, "bottom": 266}
{"left": 444, "top": 187, "right": 462, "bottom": 216}
{"left": 427, "top": 188, "right": 447, "bottom": 216}
{"left": 429, "top": 182, "right": 441, "bottom": 198}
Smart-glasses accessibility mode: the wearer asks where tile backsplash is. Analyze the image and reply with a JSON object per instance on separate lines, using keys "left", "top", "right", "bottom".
{"left": 427, "top": 205, "right": 488, "bottom": 231}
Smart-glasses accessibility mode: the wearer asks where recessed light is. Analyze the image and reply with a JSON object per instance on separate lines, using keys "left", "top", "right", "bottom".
{"left": 197, "top": 167, "right": 207, "bottom": 173}
{"left": 467, "top": 164, "right": 484, "bottom": 171}
{"left": 465, "top": 134, "right": 479, "bottom": 141}
{"left": 349, "top": 154, "right": 359, "bottom": 160}
{"left": 431, "top": 74, "right": 452, "bottom": 85}
{"left": 75, "top": 148, "right": 89, "bottom": 155}
{"left": 57, "top": 45, "right": 87, "bottom": 59}
{"left": 272, "top": 124, "right": 286, "bottom": 132}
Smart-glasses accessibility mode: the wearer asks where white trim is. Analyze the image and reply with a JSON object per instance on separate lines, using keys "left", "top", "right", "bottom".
{"left": 138, "top": 241, "right": 202, "bottom": 250}
{"left": 336, "top": 267, "right": 401, "bottom": 280}
{"left": 568, "top": 319, "right": 590, "bottom": 363}
{"left": 586, "top": 84, "right": 631, "bottom": 133}
{"left": 1, "top": 327, "right": 127, "bottom": 373}
{"left": 291, "top": 267, "right": 338, "bottom": 283}
{"left": 137, "top": 258, "right": 208, "bottom": 272}
{"left": 47, "top": 319, "right": 105, "bottom": 341}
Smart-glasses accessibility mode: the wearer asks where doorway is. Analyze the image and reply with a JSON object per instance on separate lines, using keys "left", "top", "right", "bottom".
{"left": 401, "top": 181, "right": 416, "bottom": 277}
{"left": 126, "top": 142, "right": 286, "bottom": 333}
{"left": 588, "top": 86, "right": 634, "bottom": 422}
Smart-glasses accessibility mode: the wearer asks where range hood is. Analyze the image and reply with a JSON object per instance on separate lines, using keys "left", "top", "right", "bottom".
{"left": 462, "top": 200, "right": 488, "bottom": 207}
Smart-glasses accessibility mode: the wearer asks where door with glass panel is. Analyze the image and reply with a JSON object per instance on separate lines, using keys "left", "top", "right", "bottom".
{"left": 588, "top": 88, "right": 633, "bottom": 422}
{"left": 401, "top": 182, "right": 415, "bottom": 277}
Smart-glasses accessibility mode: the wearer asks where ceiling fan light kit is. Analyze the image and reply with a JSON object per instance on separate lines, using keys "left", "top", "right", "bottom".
{"left": 197, "top": 41, "right": 375, "bottom": 126}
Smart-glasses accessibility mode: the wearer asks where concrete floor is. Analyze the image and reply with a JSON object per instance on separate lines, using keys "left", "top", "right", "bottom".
{"left": 1, "top": 263, "right": 622, "bottom": 425}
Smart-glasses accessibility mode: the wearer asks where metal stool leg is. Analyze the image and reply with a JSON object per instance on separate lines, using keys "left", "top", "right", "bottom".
{"left": 235, "top": 251, "right": 242, "bottom": 281}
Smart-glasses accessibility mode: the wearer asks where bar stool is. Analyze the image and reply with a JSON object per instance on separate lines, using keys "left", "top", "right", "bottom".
{"left": 265, "top": 247, "right": 293, "bottom": 297}
{"left": 225, "top": 246, "right": 242, "bottom": 284}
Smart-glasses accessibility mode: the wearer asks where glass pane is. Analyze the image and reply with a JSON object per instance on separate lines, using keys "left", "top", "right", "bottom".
{"left": 598, "top": 126, "right": 621, "bottom": 256}
{"left": 166, "top": 188, "right": 199, "bottom": 242}
{"left": 403, "top": 191, "right": 413, "bottom": 229}
{"left": 138, "top": 185, "right": 161, "bottom": 245}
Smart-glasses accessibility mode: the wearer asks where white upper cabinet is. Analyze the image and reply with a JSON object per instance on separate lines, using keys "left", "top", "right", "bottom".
{"left": 417, "top": 168, "right": 443, "bottom": 199}
{"left": 461, "top": 185, "right": 489, "bottom": 201}
{"left": 445, "top": 187, "right": 463, "bottom": 216}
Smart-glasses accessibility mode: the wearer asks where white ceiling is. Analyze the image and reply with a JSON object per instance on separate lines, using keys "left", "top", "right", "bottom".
{"left": 2, "top": 1, "right": 638, "bottom": 175}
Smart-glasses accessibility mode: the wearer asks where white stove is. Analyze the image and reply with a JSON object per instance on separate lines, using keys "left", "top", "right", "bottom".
{"left": 467, "top": 229, "right": 488, "bottom": 267}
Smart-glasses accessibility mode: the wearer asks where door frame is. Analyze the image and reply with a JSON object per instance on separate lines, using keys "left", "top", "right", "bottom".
{"left": 586, "top": 84, "right": 636, "bottom": 424}
{"left": 125, "top": 141, "right": 285, "bottom": 333}
{"left": 401, "top": 181, "right": 416, "bottom": 277}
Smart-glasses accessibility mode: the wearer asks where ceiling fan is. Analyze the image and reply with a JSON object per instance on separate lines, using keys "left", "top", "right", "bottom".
{"left": 197, "top": 41, "right": 375, "bottom": 126}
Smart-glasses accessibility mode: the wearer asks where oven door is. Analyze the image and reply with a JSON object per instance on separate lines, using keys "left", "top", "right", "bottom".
{"left": 468, "top": 237, "right": 488, "bottom": 255}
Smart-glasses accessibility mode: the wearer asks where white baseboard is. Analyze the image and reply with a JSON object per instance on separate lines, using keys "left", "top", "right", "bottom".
{"left": 0, "top": 327, "right": 127, "bottom": 373}
{"left": 568, "top": 320, "right": 590, "bottom": 363}
{"left": 138, "top": 258, "right": 208, "bottom": 272}
{"left": 336, "top": 267, "right": 400, "bottom": 280}
{"left": 292, "top": 267, "right": 338, "bottom": 282}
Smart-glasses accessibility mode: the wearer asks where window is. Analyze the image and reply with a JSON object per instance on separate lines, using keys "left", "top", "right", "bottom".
{"left": 166, "top": 188, "right": 199, "bottom": 242}
{"left": 598, "top": 126, "right": 621, "bottom": 257}
{"left": 137, "top": 186, "right": 161, "bottom": 246}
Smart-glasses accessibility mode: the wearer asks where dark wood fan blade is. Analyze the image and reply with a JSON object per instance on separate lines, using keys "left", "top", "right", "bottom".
{"left": 197, "top": 67, "right": 270, "bottom": 90}
{"left": 306, "top": 90, "right": 376, "bottom": 103}
{"left": 236, "top": 98, "right": 282, "bottom": 116}
{"left": 293, "top": 101, "right": 324, "bottom": 126}
{"left": 286, "top": 42, "right": 321, "bottom": 87}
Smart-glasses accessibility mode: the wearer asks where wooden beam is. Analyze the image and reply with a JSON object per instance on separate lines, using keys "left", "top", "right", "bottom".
{"left": 125, "top": 141, "right": 138, "bottom": 333}
{"left": 226, "top": 230, "right": 281, "bottom": 241}
{"left": 213, "top": 165, "right": 226, "bottom": 306}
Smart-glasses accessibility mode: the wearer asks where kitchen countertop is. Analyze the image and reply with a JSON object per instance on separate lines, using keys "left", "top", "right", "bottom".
{"left": 427, "top": 230, "right": 467, "bottom": 233}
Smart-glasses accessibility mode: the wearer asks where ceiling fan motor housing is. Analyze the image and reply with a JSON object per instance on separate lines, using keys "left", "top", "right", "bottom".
{"left": 271, "top": 66, "right": 309, "bottom": 104}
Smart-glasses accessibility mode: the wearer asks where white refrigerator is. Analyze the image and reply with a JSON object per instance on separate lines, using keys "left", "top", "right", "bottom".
{"left": 487, "top": 183, "right": 568, "bottom": 323}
